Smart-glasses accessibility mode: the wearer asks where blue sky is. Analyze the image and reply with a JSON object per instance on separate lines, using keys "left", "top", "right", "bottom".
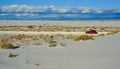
{"left": 0, "top": 0, "right": 120, "bottom": 8}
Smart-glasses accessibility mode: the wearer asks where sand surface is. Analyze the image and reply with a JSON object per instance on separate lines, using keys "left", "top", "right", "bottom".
{"left": 0, "top": 20, "right": 120, "bottom": 69}
{"left": 0, "top": 33, "right": 120, "bottom": 69}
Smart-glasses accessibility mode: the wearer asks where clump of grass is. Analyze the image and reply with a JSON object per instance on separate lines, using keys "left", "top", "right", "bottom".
{"left": 49, "top": 43, "right": 57, "bottom": 47}
{"left": 73, "top": 35, "right": 94, "bottom": 41}
{"left": 98, "top": 33, "right": 105, "bottom": 37}
{"left": 27, "top": 25, "right": 34, "bottom": 28}
{"left": 73, "top": 36, "right": 81, "bottom": 41}
{"left": 42, "top": 35, "right": 57, "bottom": 47}
{"left": 0, "top": 42, "right": 14, "bottom": 49}
{"left": 43, "top": 35, "right": 53, "bottom": 44}
{"left": 8, "top": 53, "right": 17, "bottom": 58}
{"left": 107, "top": 30, "right": 119, "bottom": 35}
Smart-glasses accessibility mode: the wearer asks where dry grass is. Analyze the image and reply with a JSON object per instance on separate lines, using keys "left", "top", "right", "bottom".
{"left": 0, "top": 42, "right": 14, "bottom": 49}
{"left": 0, "top": 26, "right": 120, "bottom": 32}
{"left": 73, "top": 35, "right": 94, "bottom": 41}
{"left": 107, "top": 30, "right": 119, "bottom": 35}
{"left": 43, "top": 35, "right": 53, "bottom": 44}
{"left": 8, "top": 53, "right": 17, "bottom": 58}
{"left": 98, "top": 33, "right": 105, "bottom": 37}
{"left": 0, "top": 26, "right": 119, "bottom": 46}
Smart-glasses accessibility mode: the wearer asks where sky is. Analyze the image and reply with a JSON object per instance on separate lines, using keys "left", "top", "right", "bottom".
{"left": 0, "top": 0, "right": 120, "bottom": 8}
{"left": 0, "top": 0, "right": 120, "bottom": 20}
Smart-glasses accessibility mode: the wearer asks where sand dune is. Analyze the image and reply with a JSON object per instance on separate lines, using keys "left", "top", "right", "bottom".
{"left": 0, "top": 20, "right": 120, "bottom": 26}
{"left": 0, "top": 20, "right": 120, "bottom": 69}
{"left": 0, "top": 33, "right": 120, "bottom": 69}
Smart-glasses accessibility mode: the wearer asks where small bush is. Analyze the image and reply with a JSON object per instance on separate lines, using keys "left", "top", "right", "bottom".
{"left": 8, "top": 53, "right": 14, "bottom": 58}
{"left": 49, "top": 43, "right": 56, "bottom": 47}
{"left": 106, "top": 33, "right": 112, "bottom": 35}
{"left": 107, "top": 30, "right": 119, "bottom": 35}
{"left": 8, "top": 53, "right": 17, "bottom": 58}
{"left": 73, "top": 36, "right": 81, "bottom": 41}
{"left": 43, "top": 36, "right": 53, "bottom": 43}
{"left": 0, "top": 42, "right": 14, "bottom": 49}
{"left": 111, "top": 30, "right": 119, "bottom": 33}
{"left": 27, "top": 25, "right": 34, "bottom": 28}
{"left": 98, "top": 33, "right": 105, "bottom": 37}
{"left": 73, "top": 35, "right": 94, "bottom": 41}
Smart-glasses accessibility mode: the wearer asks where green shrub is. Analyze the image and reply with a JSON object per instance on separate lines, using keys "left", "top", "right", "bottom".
{"left": 98, "top": 33, "right": 105, "bottom": 37}
{"left": 43, "top": 36, "right": 53, "bottom": 43}
{"left": 0, "top": 42, "right": 14, "bottom": 49}
{"left": 73, "top": 35, "right": 94, "bottom": 41}
{"left": 73, "top": 36, "right": 81, "bottom": 41}
{"left": 8, "top": 53, "right": 15, "bottom": 58}
{"left": 106, "top": 33, "right": 112, "bottom": 35}
{"left": 111, "top": 30, "right": 119, "bottom": 33}
{"left": 107, "top": 30, "right": 119, "bottom": 35}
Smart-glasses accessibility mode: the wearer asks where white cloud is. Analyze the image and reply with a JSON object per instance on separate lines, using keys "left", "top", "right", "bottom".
{"left": 94, "top": 9, "right": 104, "bottom": 13}
{"left": 0, "top": 13, "right": 8, "bottom": 16}
{"left": 81, "top": 9, "right": 91, "bottom": 13}
{"left": 15, "top": 13, "right": 39, "bottom": 17}
{"left": 1, "top": 5, "right": 91, "bottom": 13}
{"left": 0, "top": 5, "right": 120, "bottom": 16}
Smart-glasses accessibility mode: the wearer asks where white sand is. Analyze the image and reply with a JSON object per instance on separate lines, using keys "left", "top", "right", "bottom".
{"left": 0, "top": 33, "right": 120, "bottom": 69}
{"left": 0, "top": 20, "right": 120, "bottom": 69}
{"left": 0, "top": 20, "right": 120, "bottom": 26}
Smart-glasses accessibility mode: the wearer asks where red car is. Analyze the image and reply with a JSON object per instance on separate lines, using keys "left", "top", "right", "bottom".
{"left": 86, "top": 30, "right": 98, "bottom": 34}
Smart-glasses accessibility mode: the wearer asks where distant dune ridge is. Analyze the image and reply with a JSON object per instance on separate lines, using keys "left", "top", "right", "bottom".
{"left": 0, "top": 20, "right": 120, "bottom": 26}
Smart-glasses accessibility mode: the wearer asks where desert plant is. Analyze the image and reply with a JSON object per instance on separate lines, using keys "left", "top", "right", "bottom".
{"left": 73, "top": 35, "right": 94, "bottom": 41}
{"left": 73, "top": 36, "right": 81, "bottom": 41}
{"left": 43, "top": 36, "right": 53, "bottom": 43}
{"left": 8, "top": 53, "right": 17, "bottom": 58}
{"left": 0, "top": 42, "right": 14, "bottom": 49}
{"left": 27, "top": 25, "right": 34, "bottom": 28}
{"left": 107, "top": 30, "right": 119, "bottom": 35}
{"left": 111, "top": 30, "right": 119, "bottom": 33}
{"left": 49, "top": 43, "right": 57, "bottom": 47}
{"left": 98, "top": 33, "right": 105, "bottom": 37}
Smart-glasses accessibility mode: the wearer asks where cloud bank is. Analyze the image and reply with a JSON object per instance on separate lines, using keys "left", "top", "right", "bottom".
{"left": 1, "top": 5, "right": 120, "bottom": 13}
{"left": 0, "top": 5, "right": 120, "bottom": 20}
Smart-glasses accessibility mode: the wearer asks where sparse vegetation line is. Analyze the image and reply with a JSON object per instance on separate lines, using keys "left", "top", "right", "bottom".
{"left": 0, "top": 31, "right": 109, "bottom": 35}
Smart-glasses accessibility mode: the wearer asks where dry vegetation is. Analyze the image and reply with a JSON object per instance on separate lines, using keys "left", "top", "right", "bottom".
{"left": 0, "top": 25, "right": 120, "bottom": 32}
{"left": 8, "top": 53, "right": 17, "bottom": 58}
{"left": 0, "top": 40, "right": 14, "bottom": 49}
{"left": 98, "top": 33, "right": 105, "bottom": 37}
{"left": 106, "top": 30, "right": 119, "bottom": 35}
{"left": 73, "top": 35, "right": 94, "bottom": 41}
{"left": 0, "top": 25, "right": 119, "bottom": 48}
